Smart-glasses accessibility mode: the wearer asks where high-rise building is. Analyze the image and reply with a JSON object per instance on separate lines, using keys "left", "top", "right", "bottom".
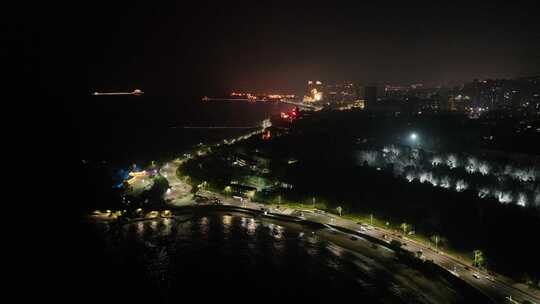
{"left": 325, "top": 81, "right": 356, "bottom": 104}
{"left": 303, "top": 80, "right": 324, "bottom": 103}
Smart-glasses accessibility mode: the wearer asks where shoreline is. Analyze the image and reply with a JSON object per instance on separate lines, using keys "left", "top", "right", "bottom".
{"left": 89, "top": 205, "right": 493, "bottom": 303}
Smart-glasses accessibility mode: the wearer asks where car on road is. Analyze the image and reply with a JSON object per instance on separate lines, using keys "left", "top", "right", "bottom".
{"left": 472, "top": 273, "right": 481, "bottom": 279}
{"left": 195, "top": 195, "right": 212, "bottom": 204}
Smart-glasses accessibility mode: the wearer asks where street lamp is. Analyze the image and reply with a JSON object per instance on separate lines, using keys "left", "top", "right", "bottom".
{"left": 409, "top": 132, "right": 420, "bottom": 148}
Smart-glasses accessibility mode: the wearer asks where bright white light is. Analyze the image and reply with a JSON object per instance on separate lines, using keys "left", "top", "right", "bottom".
{"left": 497, "top": 191, "right": 512, "bottom": 203}
{"left": 478, "top": 163, "right": 490, "bottom": 175}
{"left": 456, "top": 180, "right": 468, "bottom": 192}
{"left": 440, "top": 177, "right": 450, "bottom": 188}
{"left": 517, "top": 193, "right": 527, "bottom": 207}
{"left": 431, "top": 157, "right": 442, "bottom": 166}
{"left": 447, "top": 155, "right": 458, "bottom": 169}
{"left": 466, "top": 157, "right": 478, "bottom": 174}
{"left": 410, "top": 133, "right": 418, "bottom": 140}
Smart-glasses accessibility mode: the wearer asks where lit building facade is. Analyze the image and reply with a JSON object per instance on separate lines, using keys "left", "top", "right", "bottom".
{"left": 303, "top": 80, "right": 324, "bottom": 103}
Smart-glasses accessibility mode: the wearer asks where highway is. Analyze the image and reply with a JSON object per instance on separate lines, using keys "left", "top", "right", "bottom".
{"left": 293, "top": 209, "right": 540, "bottom": 304}
{"left": 161, "top": 159, "right": 540, "bottom": 303}
{"left": 207, "top": 197, "right": 539, "bottom": 303}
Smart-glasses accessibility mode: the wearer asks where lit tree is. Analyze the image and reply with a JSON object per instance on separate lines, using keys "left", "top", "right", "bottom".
{"left": 473, "top": 250, "right": 486, "bottom": 268}
{"left": 430, "top": 235, "right": 445, "bottom": 250}
{"left": 400, "top": 222, "right": 409, "bottom": 234}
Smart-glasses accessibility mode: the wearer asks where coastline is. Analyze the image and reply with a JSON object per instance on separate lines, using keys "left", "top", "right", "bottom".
{"left": 89, "top": 205, "right": 492, "bottom": 303}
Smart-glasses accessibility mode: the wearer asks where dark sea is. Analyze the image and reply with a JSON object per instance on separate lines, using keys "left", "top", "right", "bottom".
{"left": 80, "top": 212, "right": 401, "bottom": 303}
{"left": 70, "top": 211, "right": 488, "bottom": 303}
{"left": 67, "top": 95, "right": 294, "bottom": 164}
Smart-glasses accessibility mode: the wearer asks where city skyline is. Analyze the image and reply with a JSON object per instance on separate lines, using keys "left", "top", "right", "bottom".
{"left": 24, "top": 2, "right": 540, "bottom": 99}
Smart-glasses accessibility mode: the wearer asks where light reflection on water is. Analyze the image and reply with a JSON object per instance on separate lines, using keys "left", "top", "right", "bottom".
{"left": 326, "top": 242, "right": 345, "bottom": 258}
{"left": 136, "top": 221, "right": 145, "bottom": 237}
{"left": 161, "top": 218, "right": 172, "bottom": 235}
{"left": 94, "top": 212, "right": 468, "bottom": 303}
{"left": 222, "top": 215, "right": 232, "bottom": 240}
{"left": 150, "top": 220, "right": 158, "bottom": 231}
{"left": 246, "top": 217, "right": 257, "bottom": 235}
{"left": 222, "top": 214, "right": 232, "bottom": 226}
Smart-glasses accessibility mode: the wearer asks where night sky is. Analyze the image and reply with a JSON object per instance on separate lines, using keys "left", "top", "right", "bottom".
{"left": 26, "top": 1, "right": 540, "bottom": 97}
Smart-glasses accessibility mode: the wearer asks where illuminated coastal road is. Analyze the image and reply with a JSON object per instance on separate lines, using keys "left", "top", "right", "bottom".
{"left": 161, "top": 159, "right": 539, "bottom": 304}
{"left": 291, "top": 210, "right": 540, "bottom": 304}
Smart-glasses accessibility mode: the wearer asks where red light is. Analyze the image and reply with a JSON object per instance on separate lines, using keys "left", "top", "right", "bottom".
{"left": 262, "top": 130, "right": 271, "bottom": 140}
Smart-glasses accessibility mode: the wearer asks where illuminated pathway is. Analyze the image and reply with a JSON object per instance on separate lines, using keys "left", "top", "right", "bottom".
{"left": 159, "top": 159, "right": 193, "bottom": 206}
{"left": 293, "top": 210, "right": 540, "bottom": 304}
